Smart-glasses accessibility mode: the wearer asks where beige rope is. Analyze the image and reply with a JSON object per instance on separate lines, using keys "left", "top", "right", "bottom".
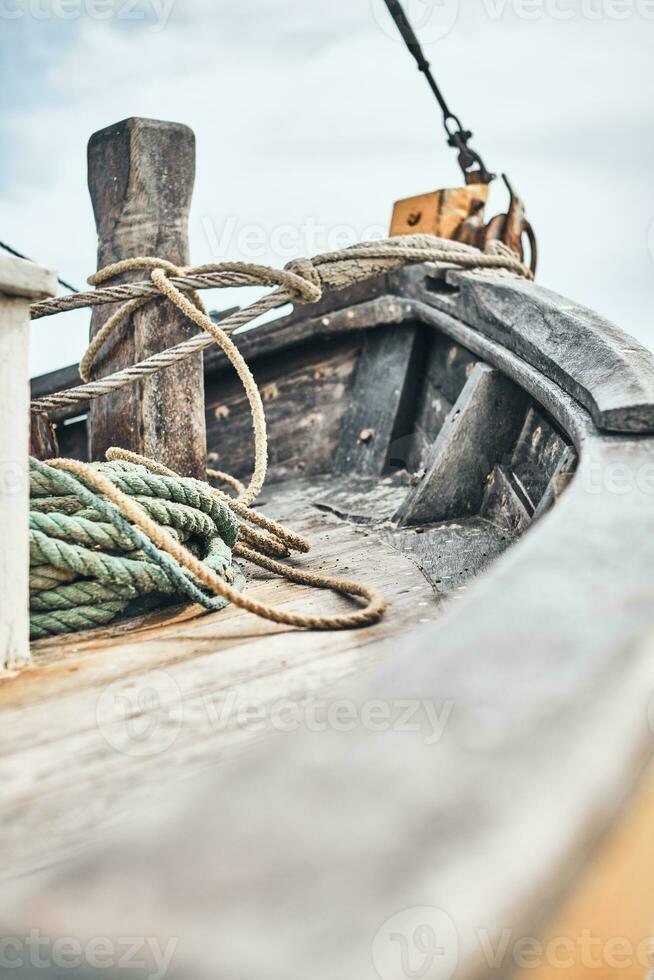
{"left": 31, "top": 235, "right": 531, "bottom": 413}
{"left": 30, "top": 235, "right": 531, "bottom": 633}
{"left": 34, "top": 295, "right": 280, "bottom": 411}
{"left": 48, "top": 455, "right": 387, "bottom": 631}
{"left": 107, "top": 447, "right": 310, "bottom": 556}
{"left": 207, "top": 468, "right": 246, "bottom": 498}
{"left": 153, "top": 267, "right": 268, "bottom": 506}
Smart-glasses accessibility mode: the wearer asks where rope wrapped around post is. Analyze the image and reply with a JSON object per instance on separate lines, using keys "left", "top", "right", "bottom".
{"left": 28, "top": 235, "right": 531, "bottom": 636}
{"left": 30, "top": 236, "right": 531, "bottom": 419}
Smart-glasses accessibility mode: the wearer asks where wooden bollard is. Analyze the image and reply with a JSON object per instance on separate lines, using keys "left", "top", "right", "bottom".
{"left": 0, "top": 254, "right": 57, "bottom": 669}
{"left": 87, "top": 117, "right": 207, "bottom": 478}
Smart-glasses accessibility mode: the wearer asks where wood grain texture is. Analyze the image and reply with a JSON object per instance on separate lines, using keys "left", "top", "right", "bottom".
{"left": 29, "top": 411, "right": 58, "bottom": 461}
{"left": 481, "top": 464, "right": 532, "bottom": 534}
{"left": 415, "top": 267, "right": 654, "bottom": 434}
{"left": 390, "top": 184, "right": 489, "bottom": 242}
{"left": 509, "top": 406, "right": 570, "bottom": 511}
{"left": 333, "top": 324, "right": 420, "bottom": 477}
{"left": 396, "top": 363, "right": 528, "bottom": 525}
{"left": 5, "top": 429, "right": 654, "bottom": 980}
{"left": 380, "top": 516, "right": 513, "bottom": 595}
{"left": 533, "top": 445, "right": 578, "bottom": 520}
{"left": 407, "top": 333, "right": 478, "bottom": 472}
{"left": 87, "top": 117, "right": 206, "bottom": 476}
{"left": 7, "top": 268, "right": 654, "bottom": 979}
{"left": 205, "top": 339, "right": 360, "bottom": 483}
{"left": 33, "top": 255, "right": 654, "bottom": 442}
{"left": 0, "top": 480, "right": 436, "bottom": 880}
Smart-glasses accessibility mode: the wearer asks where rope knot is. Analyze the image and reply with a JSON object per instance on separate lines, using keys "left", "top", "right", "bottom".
{"left": 282, "top": 257, "right": 323, "bottom": 304}
{"left": 81, "top": 257, "right": 186, "bottom": 382}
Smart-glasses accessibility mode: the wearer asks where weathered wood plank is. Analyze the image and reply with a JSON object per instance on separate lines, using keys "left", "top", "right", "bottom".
{"left": 312, "top": 473, "right": 411, "bottom": 525}
{"left": 0, "top": 257, "right": 55, "bottom": 671}
{"left": 333, "top": 324, "right": 420, "bottom": 477}
{"left": 29, "top": 410, "right": 59, "bottom": 460}
{"left": 11, "top": 432, "right": 654, "bottom": 980}
{"left": 509, "top": 405, "right": 570, "bottom": 510}
{"left": 0, "top": 299, "right": 32, "bottom": 673}
{"left": 417, "top": 332, "right": 478, "bottom": 405}
{"left": 436, "top": 270, "right": 654, "bottom": 434}
{"left": 381, "top": 516, "right": 513, "bottom": 595}
{"left": 405, "top": 299, "right": 593, "bottom": 448}
{"left": 205, "top": 339, "right": 360, "bottom": 484}
{"left": 481, "top": 464, "right": 532, "bottom": 534}
{"left": 30, "top": 295, "right": 411, "bottom": 427}
{"left": 533, "top": 445, "right": 578, "bottom": 519}
{"left": 0, "top": 482, "right": 435, "bottom": 879}
{"left": 396, "top": 363, "right": 529, "bottom": 525}
{"left": 406, "top": 334, "right": 477, "bottom": 472}
{"left": 87, "top": 117, "right": 206, "bottom": 476}
{"left": 32, "top": 252, "right": 654, "bottom": 445}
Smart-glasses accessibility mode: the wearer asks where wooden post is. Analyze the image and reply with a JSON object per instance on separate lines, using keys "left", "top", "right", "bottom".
{"left": 87, "top": 117, "right": 207, "bottom": 478}
{"left": 0, "top": 254, "right": 57, "bottom": 670}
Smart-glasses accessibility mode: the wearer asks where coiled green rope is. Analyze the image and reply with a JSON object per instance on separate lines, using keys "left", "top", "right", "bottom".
{"left": 29, "top": 458, "right": 244, "bottom": 640}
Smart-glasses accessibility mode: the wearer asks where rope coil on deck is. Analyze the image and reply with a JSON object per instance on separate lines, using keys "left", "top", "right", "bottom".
{"left": 29, "top": 458, "right": 244, "bottom": 638}
{"left": 29, "top": 235, "right": 530, "bottom": 637}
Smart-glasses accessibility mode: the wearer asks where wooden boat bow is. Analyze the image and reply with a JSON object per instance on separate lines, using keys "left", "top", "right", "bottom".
{"left": 2, "top": 117, "right": 653, "bottom": 980}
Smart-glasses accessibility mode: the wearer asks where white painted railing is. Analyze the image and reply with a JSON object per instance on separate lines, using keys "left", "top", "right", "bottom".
{"left": 0, "top": 254, "right": 56, "bottom": 670}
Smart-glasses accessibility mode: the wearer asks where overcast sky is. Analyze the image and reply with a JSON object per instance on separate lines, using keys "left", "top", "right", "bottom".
{"left": 1, "top": 0, "right": 652, "bottom": 377}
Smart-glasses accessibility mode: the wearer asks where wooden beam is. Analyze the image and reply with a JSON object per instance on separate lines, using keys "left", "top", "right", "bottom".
{"left": 445, "top": 270, "right": 654, "bottom": 434}
{"left": 481, "top": 464, "right": 532, "bottom": 534}
{"left": 87, "top": 117, "right": 206, "bottom": 477}
{"left": 396, "top": 363, "right": 528, "bottom": 525}
{"left": 533, "top": 445, "right": 578, "bottom": 519}
{"left": 29, "top": 411, "right": 59, "bottom": 461}
{"left": 333, "top": 324, "right": 419, "bottom": 477}
{"left": 0, "top": 254, "right": 56, "bottom": 670}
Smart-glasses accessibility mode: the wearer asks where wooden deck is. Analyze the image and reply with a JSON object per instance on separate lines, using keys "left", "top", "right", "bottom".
{"left": 0, "top": 476, "right": 438, "bottom": 880}
{"left": 4, "top": 264, "right": 654, "bottom": 980}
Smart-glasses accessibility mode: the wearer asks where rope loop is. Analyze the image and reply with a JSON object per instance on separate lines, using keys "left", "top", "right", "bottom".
{"left": 27, "top": 235, "right": 533, "bottom": 636}
{"left": 32, "top": 234, "right": 532, "bottom": 411}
